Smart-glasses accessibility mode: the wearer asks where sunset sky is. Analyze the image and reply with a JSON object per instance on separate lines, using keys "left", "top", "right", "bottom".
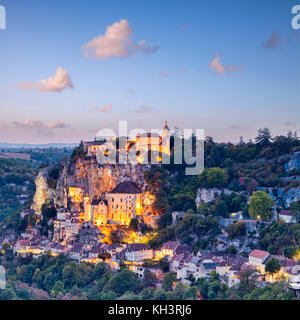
{"left": 0, "top": 0, "right": 299, "bottom": 143}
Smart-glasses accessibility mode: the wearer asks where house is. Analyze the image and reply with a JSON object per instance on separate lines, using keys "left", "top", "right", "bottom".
{"left": 124, "top": 243, "right": 153, "bottom": 262}
{"left": 155, "top": 241, "right": 181, "bottom": 260}
{"left": 69, "top": 243, "right": 84, "bottom": 262}
{"left": 287, "top": 265, "right": 300, "bottom": 284}
{"left": 279, "top": 210, "right": 296, "bottom": 224}
{"left": 91, "top": 198, "right": 109, "bottom": 226}
{"left": 197, "top": 259, "right": 218, "bottom": 279}
{"left": 106, "top": 181, "right": 143, "bottom": 226}
{"left": 84, "top": 140, "right": 111, "bottom": 157}
{"left": 248, "top": 249, "right": 270, "bottom": 273}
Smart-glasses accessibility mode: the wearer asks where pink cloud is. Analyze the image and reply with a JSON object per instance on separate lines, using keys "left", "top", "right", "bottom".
{"left": 13, "top": 119, "right": 69, "bottom": 130}
{"left": 92, "top": 104, "right": 112, "bottom": 112}
{"left": 209, "top": 54, "right": 239, "bottom": 75}
{"left": 83, "top": 19, "right": 158, "bottom": 59}
{"left": 136, "top": 105, "right": 153, "bottom": 113}
{"left": 19, "top": 67, "right": 73, "bottom": 93}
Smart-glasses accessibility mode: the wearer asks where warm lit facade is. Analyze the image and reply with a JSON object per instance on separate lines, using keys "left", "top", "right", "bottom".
{"left": 82, "top": 181, "right": 143, "bottom": 227}
{"left": 106, "top": 181, "right": 143, "bottom": 226}
{"left": 68, "top": 186, "right": 84, "bottom": 203}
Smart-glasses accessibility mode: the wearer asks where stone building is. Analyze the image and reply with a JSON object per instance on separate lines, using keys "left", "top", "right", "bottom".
{"left": 106, "top": 181, "right": 143, "bottom": 226}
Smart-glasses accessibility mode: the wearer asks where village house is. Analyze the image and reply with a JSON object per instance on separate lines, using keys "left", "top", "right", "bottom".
{"left": 124, "top": 243, "right": 153, "bottom": 262}
{"left": 248, "top": 249, "right": 270, "bottom": 273}
{"left": 279, "top": 210, "right": 296, "bottom": 224}
{"left": 155, "top": 241, "right": 181, "bottom": 260}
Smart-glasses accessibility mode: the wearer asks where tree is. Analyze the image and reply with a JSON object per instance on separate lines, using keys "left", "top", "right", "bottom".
{"left": 143, "top": 269, "right": 157, "bottom": 287}
{"left": 249, "top": 191, "right": 275, "bottom": 221}
{"left": 129, "top": 218, "right": 139, "bottom": 232}
{"left": 51, "top": 280, "right": 64, "bottom": 296}
{"left": 159, "top": 257, "right": 170, "bottom": 272}
{"left": 215, "top": 200, "right": 229, "bottom": 217}
{"left": 255, "top": 128, "right": 273, "bottom": 147}
{"left": 198, "top": 168, "right": 229, "bottom": 188}
{"left": 197, "top": 202, "right": 209, "bottom": 215}
{"left": 227, "top": 222, "right": 246, "bottom": 239}
{"left": 41, "top": 203, "right": 57, "bottom": 220}
{"left": 162, "top": 272, "right": 176, "bottom": 291}
{"left": 105, "top": 269, "right": 141, "bottom": 296}
{"left": 265, "top": 258, "right": 281, "bottom": 274}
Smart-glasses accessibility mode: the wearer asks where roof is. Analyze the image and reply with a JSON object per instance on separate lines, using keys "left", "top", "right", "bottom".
{"left": 85, "top": 141, "right": 106, "bottom": 146}
{"left": 161, "top": 241, "right": 180, "bottom": 251}
{"left": 249, "top": 249, "right": 269, "bottom": 259}
{"left": 126, "top": 243, "right": 151, "bottom": 252}
{"left": 137, "top": 133, "right": 161, "bottom": 138}
{"left": 91, "top": 198, "right": 108, "bottom": 206}
{"left": 279, "top": 210, "right": 293, "bottom": 216}
{"left": 109, "top": 181, "right": 141, "bottom": 194}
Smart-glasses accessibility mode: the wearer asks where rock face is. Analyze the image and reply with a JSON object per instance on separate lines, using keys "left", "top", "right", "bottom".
{"left": 32, "top": 158, "right": 148, "bottom": 214}
{"left": 195, "top": 188, "right": 233, "bottom": 207}
{"left": 268, "top": 187, "right": 300, "bottom": 208}
{"left": 285, "top": 151, "right": 300, "bottom": 172}
{"left": 31, "top": 167, "right": 56, "bottom": 214}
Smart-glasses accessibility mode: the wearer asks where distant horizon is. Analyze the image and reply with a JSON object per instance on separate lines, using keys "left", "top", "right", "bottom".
{"left": 0, "top": 125, "right": 297, "bottom": 147}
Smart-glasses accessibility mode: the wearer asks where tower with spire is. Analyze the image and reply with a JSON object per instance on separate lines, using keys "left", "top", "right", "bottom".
{"left": 162, "top": 121, "right": 170, "bottom": 155}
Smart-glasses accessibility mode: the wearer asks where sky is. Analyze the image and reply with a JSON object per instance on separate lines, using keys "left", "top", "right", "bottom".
{"left": 0, "top": 0, "right": 299, "bottom": 144}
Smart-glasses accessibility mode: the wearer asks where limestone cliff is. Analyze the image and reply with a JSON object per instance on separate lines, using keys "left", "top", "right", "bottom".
{"left": 32, "top": 157, "right": 148, "bottom": 213}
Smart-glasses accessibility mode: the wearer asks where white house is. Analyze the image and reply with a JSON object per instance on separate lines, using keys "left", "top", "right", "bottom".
{"left": 248, "top": 249, "right": 270, "bottom": 273}
{"left": 125, "top": 244, "right": 153, "bottom": 262}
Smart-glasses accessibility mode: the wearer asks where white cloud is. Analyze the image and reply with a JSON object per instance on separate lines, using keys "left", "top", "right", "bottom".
{"left": 83, "top": 19, "right": 158, "bottom": 59}
{"left": 19, "top": 67, "right": 73, "bottom": 92}
{"left": 209, "top": 54, "right": 239, "bottom": 75}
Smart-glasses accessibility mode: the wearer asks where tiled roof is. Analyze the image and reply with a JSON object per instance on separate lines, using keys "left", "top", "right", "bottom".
{"left": 161, "top": 241, "right": 180, "bottom": 251}
{"left": 91, "top": 198, "right": 108, "bottom": 206}
{"left": 279, "top": 210, "right": 293, "bottom": 216}
{"left": 249, "top": 249, "right": 269, "bottom": 259}
{"left": 109, "top": 181, "right": 141, "bottom": 194}
{"left": 126, "top": 243, "right": 151, "bottom": 252}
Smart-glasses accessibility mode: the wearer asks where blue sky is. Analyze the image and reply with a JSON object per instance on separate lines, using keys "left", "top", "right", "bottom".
{"left": 0, "top": 0, "right": 299, "bottom": 143}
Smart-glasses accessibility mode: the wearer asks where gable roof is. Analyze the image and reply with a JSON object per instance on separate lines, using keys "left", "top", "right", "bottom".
{"left": 109, "top": 181, "right": 141, "bottom": 194}
{"left": 249, "top": 249, "right": 269, "bottom": 259}
{"left": 279, "top": 210, "right": 293, "bottom": 216}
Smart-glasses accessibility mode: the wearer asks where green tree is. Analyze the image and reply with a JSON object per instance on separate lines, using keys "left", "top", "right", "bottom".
{"left": 162, "top": 272, "right": 177, "bottom": 291}
{"left": 249, "top": 191, "right": 275, "bottom": 221}
{"left": 105, "top": 269, "right": 141, "bottom": 296}
{"left": 51, "top": 280, "right": 64, "bottom": 296}
{"left": 255, "top": 128, "right": 273, "bottom": 147}
{"left": 265, "top": 258, "right": 281, "bottom": 274}
{"left": 227, "top": 222, "right": 246, "bottom": 239}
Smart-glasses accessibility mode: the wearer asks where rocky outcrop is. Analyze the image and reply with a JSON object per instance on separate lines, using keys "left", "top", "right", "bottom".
{"left": 195, "top": 188, "right": 233, "bottom": 207}
{"left": 66, "top": 158, "right": 147, "bottom": 201}
{"left": 32, "top": 157, "right": 148, "bottom": 213}
{"left": 31, "top": 167, "right": 56, "bottom": 214}
{"left": 284, "top": 151, "right": 300, "bottom": 172}
{"left": 268, "top": 187, "right": 300, "bottom": 208}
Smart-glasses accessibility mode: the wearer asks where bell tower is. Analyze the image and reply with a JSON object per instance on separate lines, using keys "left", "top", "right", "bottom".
{"left": 162, "top": 121, "right": 170, "bottom": 155}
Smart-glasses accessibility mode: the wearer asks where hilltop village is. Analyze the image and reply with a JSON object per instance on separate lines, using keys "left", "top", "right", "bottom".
{"left": 1, "top": 126, "right": 300, "bottom": 299}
